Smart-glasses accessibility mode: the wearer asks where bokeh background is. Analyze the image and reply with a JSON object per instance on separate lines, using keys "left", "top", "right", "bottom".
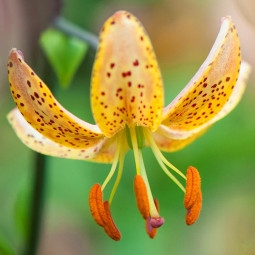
{"left": 1, "top": 0, "right": 255, "bottom": 254}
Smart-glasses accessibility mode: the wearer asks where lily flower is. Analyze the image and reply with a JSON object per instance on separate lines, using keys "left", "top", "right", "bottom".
{"left": 7, "top": 11, "right": 250, "bottom": 241}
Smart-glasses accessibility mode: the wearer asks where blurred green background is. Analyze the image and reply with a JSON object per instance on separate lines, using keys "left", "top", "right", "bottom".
{"left": 0, "top": 0, "right": 255, "bottom": 254}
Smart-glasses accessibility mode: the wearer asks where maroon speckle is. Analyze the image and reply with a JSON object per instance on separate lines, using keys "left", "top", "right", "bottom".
{"left": 133, "top": 59, "right": 139, "bottom": 66}
{"left": 9, "top": 62, "right": 13, "bottom": 67}
{"left": 192, "top": 103, "right": 197, "bottom": 107}
{"left": 226, "top": 77, "right": 230, "bottom": 82}
{"left": 101, "top": 92, "right": 105, "bottom": 96}
{"left": 20, "top": 103, "right": 24, "bottom": 107}
{"left": 34, "top": 92, "right": 39, "bottom": 98}
{"left": 203, "top": 83, "right": 207, "bottom": 88}
{"left": 111, "top": 20, "right": 115, "bottom": 25}
{"left": 107, "top": 72, "right": 111, "bottom": 78}
{"left": 17, "top": 94, "right": 21, "bottom": 98}
{"left": 110, "top": 63, "right": 115, "bottom": 69}
{"left": 27, "top": 80, "right": 31, "bottom": 87}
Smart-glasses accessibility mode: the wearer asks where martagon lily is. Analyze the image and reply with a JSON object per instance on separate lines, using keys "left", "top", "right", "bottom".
{"left": 7, "top": 11, "right": 250, "bottom": 241}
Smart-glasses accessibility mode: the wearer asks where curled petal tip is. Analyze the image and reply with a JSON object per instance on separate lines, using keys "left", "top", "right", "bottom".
{"left": 221, "top": 16, "right": 232, "bottom": 23}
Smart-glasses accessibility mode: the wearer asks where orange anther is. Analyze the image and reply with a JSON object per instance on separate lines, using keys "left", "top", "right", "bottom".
{"left": 146, "top": 199, "right": 159, "bottom": 239}
{"left": 134, "top": 175, "right": 150, "bottom": 220}
{"left": 88, "top": 184, "right": 107, "bottom": 227}
{"left": 184, "top": 166, "right": 201, "bottom": 209}
{"left": 103, "top": 201, "right": 121, "bottom": 241}
{"left": 185, "top": 190, "right": 202, "bottom": 225}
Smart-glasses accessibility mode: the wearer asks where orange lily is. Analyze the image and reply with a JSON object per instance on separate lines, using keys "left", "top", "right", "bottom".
{"left": 7, "top": 11, "right": 250, "bottom": 241}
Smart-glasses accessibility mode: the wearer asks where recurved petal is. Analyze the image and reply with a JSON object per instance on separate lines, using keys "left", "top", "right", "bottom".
{"left": 91, "top": 11, "right": 164, "bottom": 137}
{"left": 150, "top": 126, "right": 208, "bottom": 152}
{"left": 162, "top": 17, "right": 241, "bottom": 132}
{"left": 8, "top": 48, "right": 104, "bottom": 149}
{"left": 8, "top": 108, "right": 116, "bottom": 163}
{"left": 152, "top": 60, "right": 251, "bottom": 149}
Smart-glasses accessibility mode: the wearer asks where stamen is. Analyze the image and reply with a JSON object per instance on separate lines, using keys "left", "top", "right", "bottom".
{"left": 184, "top": 166, "right": 201, "bottom": 209}
{"left": 101, "top": 133, "right": 122, "bottom": 191}
{"left": 149, "top": 145, "right": 186, "bottom": 193}
{"left": 134, "top": 175, "right": 150, "bottom": 219}
{"left": 185, "top": 190, "right": 202, "bottom": 225}
{"left": 109, "top": 149, "right": 125, "bottom": 205}
{"left": 138, "top": 150, "right": 159, "bottom": 218}
{"left": 88, "top": 184, "right": 108, "bottom": 227}
{"left": 144, "top": 128, "right": 186, "bottom": 180}
{"left": 130, "top": 126, "right": 140, "bottom": 175}
{"left": 103, "top": 201, "right": 121, "bottom": 241}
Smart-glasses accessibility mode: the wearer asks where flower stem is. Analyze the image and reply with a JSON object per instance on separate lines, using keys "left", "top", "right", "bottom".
{"left": 52, "top": 17, "right": 99, "bottom": 50}
{"left": 24, "top": 153, "right": 47, "bottom": 255}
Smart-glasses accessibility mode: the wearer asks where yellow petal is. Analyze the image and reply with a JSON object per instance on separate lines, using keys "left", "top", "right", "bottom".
{"left": 8, "top": 49, "right": 104, "bottom": 149}
{"left": 91, "top": 11, "right": 164, "bottom": 137}
{"left": 8, "top": 108, "right": 116, "bottom": 163}
{"left": 162, "top": 17, "right": 241, "bottom": 132}
{"left": 156, "top": 60, "right": 251, "bottom": 142}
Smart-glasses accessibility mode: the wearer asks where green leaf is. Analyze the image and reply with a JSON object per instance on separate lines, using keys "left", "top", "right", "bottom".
{"left": 0, "top": 233, "right": 16, "bottom": 255}
{"left": 39, "top": 28, "right": 88, "bottom": 88}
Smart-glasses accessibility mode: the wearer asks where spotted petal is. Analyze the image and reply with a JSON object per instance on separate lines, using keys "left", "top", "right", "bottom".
{"left": 8, "top": 108, "right": 116, "bottom": 163}
{"left": 91, "top": 11, "right": 164, "bottom": 138}
{"left": 162, "top": 17, "right": 241, "bottom": 132}
{"left": 153, "top": 61, "right": 250, "bottom": 151}
{"left": 8, "top": 49, "right": 104, "bottom": 149}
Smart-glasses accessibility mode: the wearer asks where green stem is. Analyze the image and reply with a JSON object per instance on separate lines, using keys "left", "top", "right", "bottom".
{"left": 24, "top": 153, "right": 47, "bottom": 255}
{"left": 53, "top": 17, "right": 99, "bottom": 50}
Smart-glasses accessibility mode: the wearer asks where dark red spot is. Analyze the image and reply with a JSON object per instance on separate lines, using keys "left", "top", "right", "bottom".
{"left": 133, "top": 59, "right": 139, "bottom": 66}
{"left": 226, "top": 77, "right": 230, "bottom": 82}
{"left": 27, "top": 80, "right": 31, "bottom": 87}
{"left": 107, "top": 72, "right": 111, "bottom": 77}
{"left": 31, "top": 95, "right": 35, "bottom": 101}
{"left": 20, "top": 103, "right": 24, "bottom": 107}
{"left": 111, "top": 20, "right": 115, "bottom": 25}
{"left": 192, "top": 104, "right": 196, "bottom": 107}
{"left": 101, "top": 92, "right": 105, "bottom": 96}
{"left": 128, "top": 81, "right": 132, "bottom": 87}
{"left": 17, "top": 94, "right": 21, "bottom": 98}
{"left": 203, "top": 77, "right": 207, "bottom": 82}
{"left": 41, "top": 98, "right": 45, "bottom": 103}
{"left": 203, "top": 83, "right": 207, "bottom": 88}
{"left": 31, "top": 72, "right": 34, "bottom": 76}
{"left": 110, "top": 63, "right": 115, "bottom": 69}
{"left": 9, "top": 62, "right": 13, "bottom": 67}
{"left": 49, "top": 104, "right": 53, "bottom": 108}
{"left": 140, "top": 36, "right": 144, "bottom": 41}
{"left": 34, "top": 92, "right": 39, "bottom": 98}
